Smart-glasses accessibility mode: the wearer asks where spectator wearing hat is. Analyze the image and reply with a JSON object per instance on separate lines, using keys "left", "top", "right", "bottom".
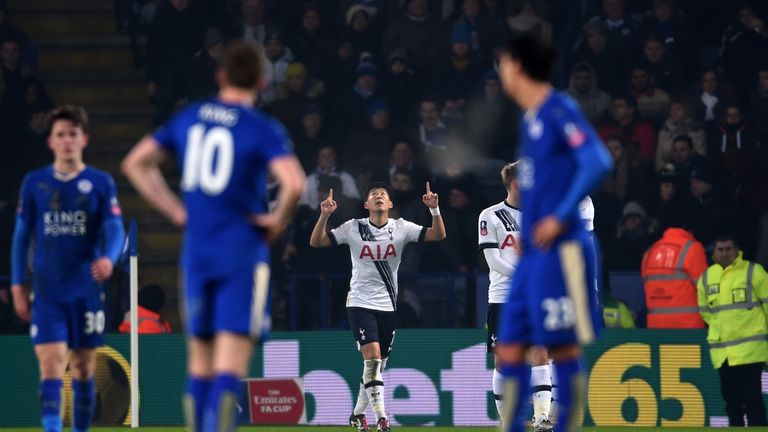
{"left": 676, "top": 162, "right": 742, "bottom": 249}
{"left": 600, "top": 134, "right": 653, "bottom": 207}
{"left": 380, "top": 47, "right": 421, "bottom": 128}
{"left": 332, "top": 61, "right": 380, "bottom": 132}
{"left": 272, "top": 62, "right": 325, "bottom": 136}
{"left": 453, "top": 0, "right": 504, "bottom": 61}
{"left": 607, "top": 201, "right": 658, "bottom": 271}
{"left": 300, "top": 145, "right": 360, "bottom": 210}
{"left": 383, "top": 0, "right": 441, "bottom": 75}
{"left": 566, "top": 62, "right": 611, "bottom": 124}
{"left": 655, "top": 100, "right": 706, "bottom": 172}
{"left": 344, "top": 4, "right": 380, "bottom": 58}
{"left": 187, "top": 28, "right": 224, "bottom": 102}
{"left": 570, "top": 16, "right": 628, "bottom": 95}
{"left": 430, "top": 24, "right": 485, "bottom": 106}
{"left": 647, "top": 165, "right": 682, "bottom": 232}
{"left": 290, "top": 2, "right": 335, "bottom": 81}
{"left": 145, "top": 0, "right": 207, "bottom": 125}
{"left": 261, "top": 26, "right": 296, "bottom": 106}
{"left": 599, "top": 94, "right": 657, "bottom": 162}
{"left": 343, "top": 99, "right": 400, "bottom": 184}
{"left": 629, "top": 63, "right": 670, "bottom": 126}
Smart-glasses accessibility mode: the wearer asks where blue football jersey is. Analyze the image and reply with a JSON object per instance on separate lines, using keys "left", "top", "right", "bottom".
{"left": 517, "top": 91, "right": 611, "bottom": 249}
{"left": 153, "top": 100, "right": 292, "bottom": 273}
{"left": 16, "top": 166, "right": 123, "bottom": 301}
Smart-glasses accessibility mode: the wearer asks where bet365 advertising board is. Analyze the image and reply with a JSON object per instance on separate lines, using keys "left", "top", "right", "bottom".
{"left": 0, "top": 329, "right": 765, "bottom": 427}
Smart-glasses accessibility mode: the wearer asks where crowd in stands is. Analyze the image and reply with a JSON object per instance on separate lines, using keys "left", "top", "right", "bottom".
{"left": 1, "top": 0, "right": 768, "bottom": 330}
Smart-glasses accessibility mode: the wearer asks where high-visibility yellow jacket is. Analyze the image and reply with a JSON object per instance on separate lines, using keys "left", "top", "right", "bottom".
{"left": 697, "top": 252, "right": 768, "bottom": 369}
{"left": 603, "top": 298, "right": 636, "bottom": 328}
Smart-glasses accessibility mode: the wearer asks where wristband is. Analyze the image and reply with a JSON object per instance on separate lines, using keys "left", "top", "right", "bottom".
{"left": 430, "top": 207, "right": 440, "bottom": 216}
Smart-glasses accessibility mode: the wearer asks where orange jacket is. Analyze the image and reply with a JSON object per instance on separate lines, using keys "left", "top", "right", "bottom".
{"left": 118, "top": 306, "right": 172, "bottom": 334}
{"left": 641, "top": 228, "right": 708, "bottom": 328}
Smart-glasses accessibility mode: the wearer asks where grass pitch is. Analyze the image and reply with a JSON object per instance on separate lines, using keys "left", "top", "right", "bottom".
{"left": 0, "top": 427, "right": 750, "bottom": 431}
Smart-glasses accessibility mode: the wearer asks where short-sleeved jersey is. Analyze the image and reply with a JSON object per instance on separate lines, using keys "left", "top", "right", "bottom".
{"left": 16, "top": 166, "right": 123, "bottom": 301}
{"left": 477, "top": 201, "right": 522, "bottom": 303}
{"left": 579, "top": 196, "right": 595, "bottom": 232}
{"left": 517, "top": 92, "right": 602, "bottom": 248}
{"left": 329, "top": 218, "right": 426, "bottom": 311}
{"left": 153, "top": 100, "right": 292, "bottom": 273}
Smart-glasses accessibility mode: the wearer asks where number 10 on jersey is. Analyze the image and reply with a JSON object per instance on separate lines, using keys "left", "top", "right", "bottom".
{"left": 182, "top": 124, "right": 234, "bottom": 195}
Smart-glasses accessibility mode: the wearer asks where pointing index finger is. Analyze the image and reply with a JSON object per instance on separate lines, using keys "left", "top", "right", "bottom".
{"left": 426, "top": 181, "right": 431, "bottom": 194}
{"left": 328, "top": 188, "right": 334, "bottom": 200}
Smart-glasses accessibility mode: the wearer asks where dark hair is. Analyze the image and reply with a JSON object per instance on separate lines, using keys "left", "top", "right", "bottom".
{"left": 138, "top": 284, "right": 166, "bottom": 313}
{"left": 611, "top": 93, "right": 638, "bottom": 109}
{"left": 221, "top": 41, "right": 264, "bottom": 89}
{"left": 46, "top": 105, "right": 89, "bottom": 136}
{"left": 630, "top": 63, "right": 650, "bottom": 74}
{"left": 605, "top": 134, "right": 629, "bottom": 148}
{"left": 672, "top": 134, "right": 694, "bottom": 149}
{"left": 572, "top": 62, "right": 593, "bottom": 75}
{"left": 392, "top": 168, "right": 413, "bottom": 179}
{"left": 501, "top": 34, "right": 555, "bottom": 82}
{"left": 365, "top": 182, "right": 393, "bottom": 197}
{"left": 643, "top": 33, "right": 664, "bottom": 47}
{"left": 714, "top": 234, "right": 738, "bottom": 247}
{"left": 420, "top": 95, "right": 443, "bottom": 109}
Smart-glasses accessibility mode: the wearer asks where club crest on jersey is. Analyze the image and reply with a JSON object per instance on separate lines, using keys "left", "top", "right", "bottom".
{"left": 77, "top": 179, "right": 93, "bottom": 194}
{"left": 359, "top": 243, "right": 396, "bottom": 260}
{"left": 564, "top": 122, "right": 586, "bottom": 148}
{"left": 528, "top": 119, "right": 543, "bottom": 140}
{"left": 480, "top": 221, "right": 488, "bottom": 236}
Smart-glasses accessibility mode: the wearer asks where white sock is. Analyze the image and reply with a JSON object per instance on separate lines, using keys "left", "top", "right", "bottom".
{"left": 530, "top": 364, "right": 552, "bottom": 420}
{"left": 549, "top": 359, "right": 557, "bottom": 417}
{"left": 363, "top": 359, "right": 386, "bottom": 420}
{"left": 353, "top": 380, "right": 369, "bottom": 416}
{"left": 492, "top": 369, "right": 504, "bottom": 421}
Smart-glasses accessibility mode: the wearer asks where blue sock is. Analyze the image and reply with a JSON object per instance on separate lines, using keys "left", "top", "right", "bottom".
{"left": 185, "top": 376, "right": 212, "bottom": 432}
{"left": 72, "top": 378, "right": 96, "bottom": 432}
{"left": 499, "top": 363, "right": 531, "bottom": 432}
{"left": 554, "top": 358, "right": 587, "bottom": 432}
{"left": 40, "top": 379, "right": 62, "bottom": 432}
{"left": 205, "top": 373, "right": 241, "bottom": 432}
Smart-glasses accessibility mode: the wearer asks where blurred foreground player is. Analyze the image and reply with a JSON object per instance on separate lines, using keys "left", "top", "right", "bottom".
{"left": 11, "top": 106, "right": 126, "bottom": 432}
{"left": 310, "top": 183, "right": 446, "bottom": 432}
{"left": 122, "top": 41, "right": 305, "bottom": 432}
{"left": 495, "top": 35, "right": 612, "bottom": 432}
{"left": 478, "top": 162, "right": 552, "bottom": 431}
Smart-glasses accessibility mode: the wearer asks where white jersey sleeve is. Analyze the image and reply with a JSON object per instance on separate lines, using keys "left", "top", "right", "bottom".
{"left": 478, "top": 209, "right": 499, "bottom": 249}
{"left": 329, "top": 219, "right": 355, "bottom": 245}
{"left": 401, "top": 218, "right": 427, "bottom": 243}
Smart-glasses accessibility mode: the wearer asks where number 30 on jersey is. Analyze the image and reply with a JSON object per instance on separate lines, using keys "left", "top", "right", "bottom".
{"left": 182, "top": 124, "right": 234, "bottom": 195}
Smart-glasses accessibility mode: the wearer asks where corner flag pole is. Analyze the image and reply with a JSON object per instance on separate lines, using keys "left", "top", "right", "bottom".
{"left": 129, "top": 220, "right": 140, "bottom": 428}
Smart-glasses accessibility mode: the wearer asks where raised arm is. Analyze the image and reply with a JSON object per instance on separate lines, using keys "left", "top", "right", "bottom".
{"left": 422, "top": 182, "right": 446, "bottom": 242}
{"left": 309, "top": 188, "right": 338, "bottom": 248}
{"left": 121, "top": 135, "right": 187, "bottom": 226}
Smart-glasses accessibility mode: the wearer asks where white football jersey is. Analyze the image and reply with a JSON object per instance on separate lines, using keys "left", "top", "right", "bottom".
{"left": 478, "top": 201, "right": 522, "bottom": 304}
{"left": 579, "top": 196, "right": 595, "bottom": 232}
{"left": 330, "top": 218, "right": 426, "bottom": 311}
